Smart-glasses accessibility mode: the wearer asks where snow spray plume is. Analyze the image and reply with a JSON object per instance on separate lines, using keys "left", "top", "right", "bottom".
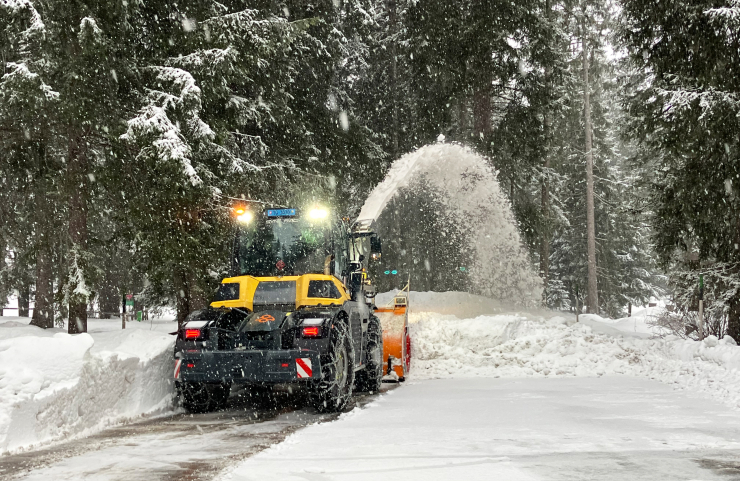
{"left": 358, "top": 143, "right": 542, "bottom": 306}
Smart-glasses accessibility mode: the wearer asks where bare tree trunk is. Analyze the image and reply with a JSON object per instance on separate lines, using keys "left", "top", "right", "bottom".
{"left": 67, "top": 133, "right": 89, "bottom": 334}
{"left": 539, "top": 0, "right": 552, "bottom": 299}
{"left": 728, "top": 218, "right": 740, "bottom": 339}
{"left": 582, "top": 21, "right": 599, "bottom": 314}
{"left": 388, "top": 0, "right": 399, "bottom": 158}
{"left": 540, "top": 154, "right": 551, "bottom": 289}
{"left": 473, "top": 84, "right": 491, "bottom": 137}
{"left": 31, "top": 247, "right": 54, "bottom": 328}
{"left": 729, "top": 297, "right": 740, "bottom": 341}
{"left": 99, "top": 283, "right": 120, "bottom": 318}
{"left": 187, "top": 270, "right": 207, "bottom": 312}
{"left": 99, "top": 253, "right": 121, "bottom": 318}
{"left": 458, "top": 97, "right": 467, "bottom": 136}
{"left": 18, "top": 283, "right": 30, "bottom": 317}
{"left": 31, "top": 166, "right": 54, "bottom": 329}
{"left": 175, "top": 268, "right": 190, "bottom": 329}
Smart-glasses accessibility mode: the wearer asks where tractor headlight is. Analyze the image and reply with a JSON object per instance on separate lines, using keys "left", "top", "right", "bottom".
{"left": 308, "top": 208, "right": 328, "bottom": 220}
{"left": 236, "top": 211, "right": 253, "bottom": 223}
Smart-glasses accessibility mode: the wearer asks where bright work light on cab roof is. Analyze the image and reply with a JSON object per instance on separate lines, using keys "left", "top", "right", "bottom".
{"left": 308, "top": 207, "right": 329, "bottom": 220}
{"left": 236, "top": 210, "right": 253, "bottom": 224}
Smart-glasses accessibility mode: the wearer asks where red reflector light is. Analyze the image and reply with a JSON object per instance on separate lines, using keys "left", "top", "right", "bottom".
{"left": 184, "top": 329, "right": 201, "bottom": 339}
{"left": 281, "top": 363, "right": 290, "bottom": 368}
{"left": 302, "top": 326, "right": 321, "bottom": 337}
{"left": 186, "top": 363, "right": 195, "bottom": 368}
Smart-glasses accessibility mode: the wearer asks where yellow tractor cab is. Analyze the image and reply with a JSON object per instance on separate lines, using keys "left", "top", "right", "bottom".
{"left": 173, "top": 205, "right": 385, "bottom": 413}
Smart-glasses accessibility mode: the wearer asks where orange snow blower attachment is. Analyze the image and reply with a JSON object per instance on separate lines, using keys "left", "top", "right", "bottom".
{"left": 375, "top": 284, "right": 410, "bottom": 382}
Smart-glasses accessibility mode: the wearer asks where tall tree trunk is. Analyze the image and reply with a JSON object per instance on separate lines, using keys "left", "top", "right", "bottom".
{"left": 582, "top": 22, "right": 598, "bottom": 314}
{"left": 187, "top": 270, "right": 207, "bottom": 313}
{"left": 388, "top": 0, "right": 399, "bottom": 158}
{"left": 175, "top": 267, "right": 190, "bottom": 329}
{"left": 18, "top": 282, "right": 30, "bottom": 317}
{"left": 99, "top": 280, "right": 120, "bottom": 318}
{"left": 67, "top": 133, "right": 89, "bottom": 334}
{"left": 31, "top": 247, "right": 54, "bottom": 328}
{"left": 473, "top": 83, "right": 491, "bottom": 137}
{"left": 729, "top": 297, "right": 740, "bottom": 341}
{"left": 728, "top": 218, "right": 740, "bottom": 339}
{"left": 458, "top": 97, "right": 467, "bottom": 136}
{"left": 539, "top": 0, "right": 552, "bottom": 300}
{"left": 31, "top": 167, "right": 54, "bottom": 329}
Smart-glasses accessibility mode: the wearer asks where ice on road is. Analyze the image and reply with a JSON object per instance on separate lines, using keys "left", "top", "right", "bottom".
{"left": 221, "top": 377, "right": 740, "bottom": 481}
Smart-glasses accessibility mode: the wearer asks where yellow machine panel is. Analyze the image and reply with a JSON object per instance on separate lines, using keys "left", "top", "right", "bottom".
{"left": 210, "top": 274, "right": 350, "bottom": 312}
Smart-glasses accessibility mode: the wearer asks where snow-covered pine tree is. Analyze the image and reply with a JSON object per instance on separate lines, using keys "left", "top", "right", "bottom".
{"left": 621, "top": 0, "right": 740, "bottom": 335}
{"left": 116, "top": 0, "right": 386, "bottom": 323}
{"left": 0, "top": 0, "right": 60, "bottom": 327}
{"left": 545, "top": 0, "right": 663, "bottom": 317}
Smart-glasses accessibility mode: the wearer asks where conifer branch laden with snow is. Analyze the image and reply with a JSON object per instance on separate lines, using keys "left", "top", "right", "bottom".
{"left": 122, "top": 67, "right": 210, "bottom": 186}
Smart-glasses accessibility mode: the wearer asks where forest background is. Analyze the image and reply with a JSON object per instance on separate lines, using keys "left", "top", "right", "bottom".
{"left": 1, "top": 0, "right": 738, "bottom": 337}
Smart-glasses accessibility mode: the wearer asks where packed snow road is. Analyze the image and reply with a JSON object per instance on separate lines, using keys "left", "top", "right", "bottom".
{"left": 0, "top": 386, "right": 389, "bottom": 481}
{"left": 0, "top": 389, "right": 315, "bottom": 481}
{"left": 220, "top": 377, "right": 740, "bottom": 481}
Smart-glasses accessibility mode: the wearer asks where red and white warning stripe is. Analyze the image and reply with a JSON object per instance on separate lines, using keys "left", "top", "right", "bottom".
{"left": 174, "top": 359, "right": 182, "bottom": 379}
{"left": 296, "top": 358, "right": 313, "bottom": 378}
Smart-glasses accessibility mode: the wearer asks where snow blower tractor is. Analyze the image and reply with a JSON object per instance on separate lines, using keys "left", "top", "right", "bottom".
{"left": 173, "top": 205, "right": 399, "bottom": 413}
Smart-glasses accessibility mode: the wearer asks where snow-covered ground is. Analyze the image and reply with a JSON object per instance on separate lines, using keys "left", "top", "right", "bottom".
{"left": 218, "top": 377, "right": 740, "bottom": 481}
{"left": 219, "top": 291, "right": 740, "bottom": 480}
{"left": 6, "top": 292, "right": 740, "bottom": 480}
{"left": 0, "top": 316, "right": 176, "bottom": 453}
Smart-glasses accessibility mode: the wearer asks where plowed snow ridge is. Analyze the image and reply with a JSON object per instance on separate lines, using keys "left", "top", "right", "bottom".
{"left": 0, "top": 321, "right": 175, "bottom": 453}
{"left": 410, "top": 310, "right": 740, "bottom": 410}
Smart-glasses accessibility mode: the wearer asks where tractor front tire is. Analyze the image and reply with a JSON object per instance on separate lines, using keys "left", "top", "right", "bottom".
{"left": 311, "top": 320, "right": 355, "bottom": 413}
{"left": 354, "top": 316, "right": 383, "bottom": 393}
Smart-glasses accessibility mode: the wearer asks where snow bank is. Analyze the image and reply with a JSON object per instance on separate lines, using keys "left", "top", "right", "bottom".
{"left": 408, "top": 294, "right": 740, "bottom": 410}
{"left": 0, "top": 319, "right": 175, "bottom": 453}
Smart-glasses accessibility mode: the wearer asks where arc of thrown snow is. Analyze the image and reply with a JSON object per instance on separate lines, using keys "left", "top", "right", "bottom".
{"left": 355, "top": 142, "right": 543, "bottom": 306}
{"left": 356, "top": 149, "right": 427, "bottom": 224}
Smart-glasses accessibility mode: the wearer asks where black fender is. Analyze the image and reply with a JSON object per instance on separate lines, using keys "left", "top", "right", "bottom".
{"left": 293, "top": 308, "right": 345, "bottom": 355}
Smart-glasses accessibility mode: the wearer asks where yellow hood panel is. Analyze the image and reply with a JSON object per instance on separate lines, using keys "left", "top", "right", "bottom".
{"left": 210, "top": 274, "right": 350, "bottom": 311}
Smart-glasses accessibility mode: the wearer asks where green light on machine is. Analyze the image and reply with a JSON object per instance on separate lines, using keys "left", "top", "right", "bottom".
{"left": 383, "top": 270, "right": 398, "bottom": 275}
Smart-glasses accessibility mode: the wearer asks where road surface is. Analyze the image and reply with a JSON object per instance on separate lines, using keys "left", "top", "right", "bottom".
{"left": 220, "top": 377, "right": 740, "bottom": 481}
{"left": 0, "top": 385, "right": 390, "bottom": 481}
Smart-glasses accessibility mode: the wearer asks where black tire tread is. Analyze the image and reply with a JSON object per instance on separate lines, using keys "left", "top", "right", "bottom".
{"left": 354, "top": 316, "right": 383, "bottom": 393}
{"left": 311, "top": 319, "right": 355, "bottom": 412}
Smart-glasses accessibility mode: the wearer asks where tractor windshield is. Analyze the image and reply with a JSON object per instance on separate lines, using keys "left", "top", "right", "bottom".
{"left": 234, "top": 210, "right": 344, "bottom": 277}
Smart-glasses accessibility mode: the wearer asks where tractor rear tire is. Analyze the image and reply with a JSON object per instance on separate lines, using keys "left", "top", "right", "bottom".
{"left": 179, "top": 381, "right": 231, "bottom": 413}
{"left": 311, "top": 320, "right": 355, "bottom": 413}
{"left": 243, "top": 383, "right": 274, "bottom": 408}
{"left": 354, "top": 316, "right": 383, "bottom": 393}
